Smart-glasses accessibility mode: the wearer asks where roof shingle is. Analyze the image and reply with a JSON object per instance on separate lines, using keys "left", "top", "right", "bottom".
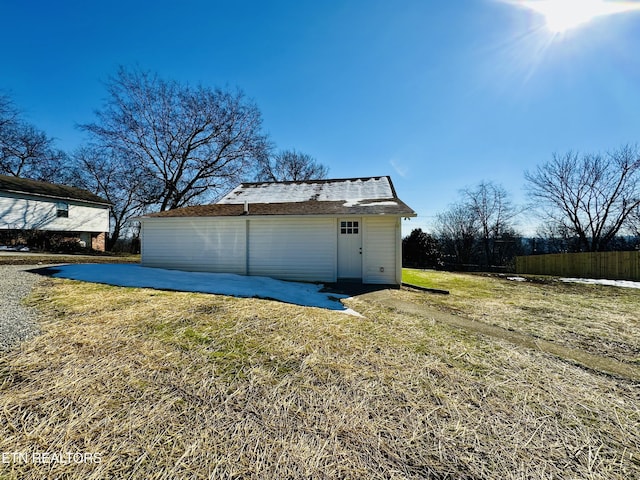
{"left": 144, "top": 176, "right": 416, "bottom": 218}
{"left": 218, "top": 176, "right": 397, "bottom": 204}
{"left": 144, "top": 199, "right": 415, "bottom": 218}
{"left": 0, "top": 174, "right": 110, "bottom": 206}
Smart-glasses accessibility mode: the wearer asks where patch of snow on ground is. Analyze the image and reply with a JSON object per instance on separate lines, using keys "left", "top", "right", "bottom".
{"left": 49, "top": 264, "right": 358, "bottom": 313}
{"left": 0, "top": 245, "right": 30, "bottom": 252}
{"left": 507, "top": 276, "right": 527, "bottom": 282}
{"left": 560, "top": 278, "right": 640, "bottom": 289}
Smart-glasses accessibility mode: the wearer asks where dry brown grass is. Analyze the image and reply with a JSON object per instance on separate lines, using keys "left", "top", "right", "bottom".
{"left": 0, "top": 278, "right": 638, "bottom": 479}
{"left": 403, "top": 269, "right": 640, "bottom": 366}
{"left": 0, "top": 254, "right": 139, "bottom": 266}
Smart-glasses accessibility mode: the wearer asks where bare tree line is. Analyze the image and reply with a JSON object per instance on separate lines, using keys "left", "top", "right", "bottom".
{"left": 525, "top": 146, "right": 640, "bottom": 252}
{"left": 429, "top": 181, "right": 523, "bottom": 270}
{"left": 0, "top": 67, "right": 329, "bottom": 250}
{"left": 0, "top": 94, "right": 67, "bottom": 182}
{"left": 407, "top": 147, "right": 640, "bottom": 269}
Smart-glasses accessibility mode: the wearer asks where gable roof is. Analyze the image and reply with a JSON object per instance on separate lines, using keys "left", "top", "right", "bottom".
{"left": 0, "top": 174, "right": 111, "bottom": 206}
{"left": 144, "top": 176, "right": 416, "bottom": 218}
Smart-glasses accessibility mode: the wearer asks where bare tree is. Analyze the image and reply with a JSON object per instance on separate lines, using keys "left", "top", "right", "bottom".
{"left": 0, "top": 93, "right": 66, "bottom": 182}
{"left": 69, "top": 146, "right": 158, "bottom": 249}
{"left": 0, "top": 94, "right": 18, "bottom": 131}
{"left": 435, "top": 181, "right": 521, "bottom": 269}
{"left": 525, "top": 146, "right": 640, "bottom": 252}
{"left": 80, "top": 67, "right": 270, "bottom": 211}
{"left": 255, "top": 149, "right": 329, "bottom": 182}
{"left": 533, "top": 223, "right": 577, "bottom": 254}
{"left": 462, "top": 181, "right": 519, "bottom": 267}
{"left": 630, "top": 208, "right": 640, "bottom": 240}
{"left": 434, "top": 202, "right": 478, "bottom": 268}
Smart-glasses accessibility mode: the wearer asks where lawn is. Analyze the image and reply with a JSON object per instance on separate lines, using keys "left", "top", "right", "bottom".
{"left": 0, "top": 273, "right": 638, "bottom": 479}
{"left": 0, "top": 253, "right": 140, "bottom": 266}
{"left": 403, "top": 268, "right": 640, "bottom": 366}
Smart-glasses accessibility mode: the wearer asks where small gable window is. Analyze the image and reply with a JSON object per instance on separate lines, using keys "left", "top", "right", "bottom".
{"left": 56, "top": 202, "right": 69, "bottom": 218}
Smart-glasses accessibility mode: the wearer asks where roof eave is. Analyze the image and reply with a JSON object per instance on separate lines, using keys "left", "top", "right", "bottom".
{"left": 0, "top": 188, "right": 112, "bottom": 207}
{"left": 140, "top": 210, "right": 417, "bottom": 220}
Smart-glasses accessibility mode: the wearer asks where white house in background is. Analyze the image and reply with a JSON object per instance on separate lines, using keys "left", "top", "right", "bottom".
{"left": 0, "top": 174, "right": 111, "bottom": 251}
{"left": 139, "top": 176, "right": 416, "bottom": 285}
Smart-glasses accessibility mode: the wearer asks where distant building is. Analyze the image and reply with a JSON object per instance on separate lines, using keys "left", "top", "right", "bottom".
{"left": 139, "top": 176, "right": 416, "bottom": 285}
{"left": 0, "top": 174, "right": 110, "bottom": 251}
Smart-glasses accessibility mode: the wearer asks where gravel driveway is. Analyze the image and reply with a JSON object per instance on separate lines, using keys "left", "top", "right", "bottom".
{"left": 0, "top": 265, "right": 42, "bottom": 351}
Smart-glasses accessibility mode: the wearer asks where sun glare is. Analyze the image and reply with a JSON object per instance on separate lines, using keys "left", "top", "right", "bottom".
{"left": 518, "top": 0, "right": 640, "bottom": 33}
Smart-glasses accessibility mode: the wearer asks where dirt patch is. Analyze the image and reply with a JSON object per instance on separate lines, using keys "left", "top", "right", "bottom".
{"left": 357, "top": 289, "right": 640, "bottom": 382}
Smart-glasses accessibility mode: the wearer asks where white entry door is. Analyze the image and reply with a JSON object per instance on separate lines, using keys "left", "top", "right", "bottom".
{"left": 337, "top": 218, "right": 362, "bottom": 280}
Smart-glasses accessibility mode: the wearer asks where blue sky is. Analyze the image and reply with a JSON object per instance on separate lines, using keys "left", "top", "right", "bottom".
{"left": 2, "top": 0, "right": 640, "bottom": 234}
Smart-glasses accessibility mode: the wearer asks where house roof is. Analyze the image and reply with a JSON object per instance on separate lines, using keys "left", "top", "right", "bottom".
{"left": 0, "top": 174, "right": 111, "bottom": 206}
{"left": 143, "top": 176, "right": 416, "bottom": 218}
{"left": 218, "top": 176, "right": 398, "bottom": 205}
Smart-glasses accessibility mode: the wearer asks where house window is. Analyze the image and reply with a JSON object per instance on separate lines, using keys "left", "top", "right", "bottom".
{"left": 56, "top": 202, "right": 69, "bottom": 218}
{"left": 340, "top": 220, "right": 359, "bottom": 234}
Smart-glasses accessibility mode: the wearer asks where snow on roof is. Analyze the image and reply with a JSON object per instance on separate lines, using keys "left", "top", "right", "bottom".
{"left": 218, "top": 176, "right": 396, "bottom": 205}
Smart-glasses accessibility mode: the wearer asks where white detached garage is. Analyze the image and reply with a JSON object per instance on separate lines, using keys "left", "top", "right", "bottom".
{"left": 139, "top": 176, "right": 416, "bottom": 285}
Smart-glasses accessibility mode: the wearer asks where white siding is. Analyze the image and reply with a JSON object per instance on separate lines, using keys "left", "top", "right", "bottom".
{"left": 0, "top": 192, "right": 108, "bottom": 232}
{"left": 362, "top": 216, "right": 398, "bottom": 284}
{"left": 142, "top": 218, "right": 247, "bottom": 273}
{"left": 248, "top": 217, "right": 337, "bottom": 282}
{"left": 141, "top": 215, "right": 403, "bottom": 285}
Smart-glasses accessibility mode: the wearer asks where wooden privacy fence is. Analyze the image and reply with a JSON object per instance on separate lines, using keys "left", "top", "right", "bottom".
{"left": 516, "top": 251, "right": 640, "bottom": 281}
